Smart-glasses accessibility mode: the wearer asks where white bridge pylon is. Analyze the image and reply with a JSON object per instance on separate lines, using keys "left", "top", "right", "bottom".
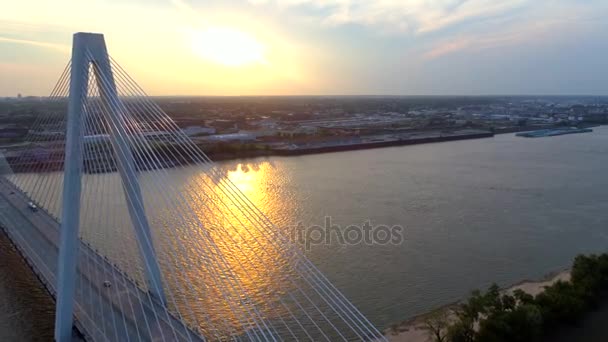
{"left": 55, "top": 32, "right": 166, "bottom": 342}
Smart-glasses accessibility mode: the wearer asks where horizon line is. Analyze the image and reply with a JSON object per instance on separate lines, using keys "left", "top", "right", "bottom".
{"left": 3, "top": 94, "right": 608, "bottom": 98}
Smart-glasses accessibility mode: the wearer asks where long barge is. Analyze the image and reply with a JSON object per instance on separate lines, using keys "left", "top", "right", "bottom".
{"left": 272, "top": 131, "right": 494, "bottom": 156}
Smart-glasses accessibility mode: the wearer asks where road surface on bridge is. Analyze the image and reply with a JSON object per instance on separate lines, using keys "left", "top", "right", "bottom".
{"left": 0, "top": 177, "right": 204, "bottom": 342}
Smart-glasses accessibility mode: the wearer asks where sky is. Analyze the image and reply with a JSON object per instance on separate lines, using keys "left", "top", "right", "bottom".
{"left": 1, "top": 0, "right": 608, "bottom": 96}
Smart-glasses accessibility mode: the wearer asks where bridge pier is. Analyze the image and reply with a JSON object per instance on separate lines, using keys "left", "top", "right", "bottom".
{"left": 55, "top": 32, "right": 167, "bottom": 342}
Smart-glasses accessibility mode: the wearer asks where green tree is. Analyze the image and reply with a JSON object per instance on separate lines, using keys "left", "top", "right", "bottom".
{"left": 535, "top": 280, "right": 585, "bottom": 327}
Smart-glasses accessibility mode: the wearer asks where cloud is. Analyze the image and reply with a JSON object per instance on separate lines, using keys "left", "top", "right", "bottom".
{"left": 248, "top": 0, "right": 529, "bottom": 34}
{"left": 0, "top": 36, "right": 69, "bottom": 52}
{"left": 421, "top": 25, "right": 542, "bottom": 59}
{"left": 423, "top": 37, "right": 473, "bottom": 59}
{"left": 422, "top": 31, "right": 531, "bottom": 59}
{"left": 420, "top": 2, "right": 606, "bottom": 59}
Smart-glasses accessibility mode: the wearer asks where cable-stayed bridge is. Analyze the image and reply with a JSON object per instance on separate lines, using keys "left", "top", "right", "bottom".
{"left": 0, "top": 32, "right": 385, "bottom": 341}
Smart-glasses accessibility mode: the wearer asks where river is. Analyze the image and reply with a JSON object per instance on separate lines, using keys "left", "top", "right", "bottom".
{"left": 3, "top": 127, "right": 608, "bottom": 338}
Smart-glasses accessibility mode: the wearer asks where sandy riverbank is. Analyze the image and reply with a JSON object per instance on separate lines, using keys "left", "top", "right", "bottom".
{"left": 384, "top": 269, "right": 571, "bottom": 342}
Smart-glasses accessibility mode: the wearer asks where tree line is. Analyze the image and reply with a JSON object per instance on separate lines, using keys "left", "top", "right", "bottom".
{"left": 425, "top": 253, "right": 608, "bottom": 342}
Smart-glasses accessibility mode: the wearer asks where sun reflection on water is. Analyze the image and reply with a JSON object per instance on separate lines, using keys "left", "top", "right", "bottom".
{"left": 162, "top": 161, "right": 301, "bottom": 336}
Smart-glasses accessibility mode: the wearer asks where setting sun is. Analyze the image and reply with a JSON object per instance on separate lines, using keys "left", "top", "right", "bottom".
{"left": 191, "top": 26, "right": 266, "bottom": 67}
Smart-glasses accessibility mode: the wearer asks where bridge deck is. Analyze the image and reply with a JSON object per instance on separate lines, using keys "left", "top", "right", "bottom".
{"left": 0, "top": 178, "right": 204, "bottom": 342}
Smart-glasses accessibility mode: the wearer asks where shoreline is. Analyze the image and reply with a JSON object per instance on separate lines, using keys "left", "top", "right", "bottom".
{"left": 205, "top": 124, "right": 592, "bottom": 162}
{"left": 1, "top": 130, "right": 496, "bottom": 173}
{"left": 206, "top": 130, "right": 496, "bottom": 162}
{"left": 384, "top": 268, "right": 571, "bottom": 342}
{"left": 8, "top": 124, "right": 595, "bottom": 171}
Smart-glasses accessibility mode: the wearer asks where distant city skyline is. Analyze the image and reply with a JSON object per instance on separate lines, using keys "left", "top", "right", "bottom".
{"left": 1, "top": 0, "right": 608, "bottom": 97}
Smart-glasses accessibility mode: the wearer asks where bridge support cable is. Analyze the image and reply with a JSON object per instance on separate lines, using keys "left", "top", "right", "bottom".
{"left": 88, "top": 53, "right": 371, "bottom": 340}
{"left": 106, "top": 58, "right": 386, "bottom": 341}
{"left": 107, "top": 58, "right": 378, "bottom": 334}
{"left": 84, "top": 83, "right": 233, "bottom": 342}
{"left": 85, "top": 54, "right": 240, "bottom": 340}
{"left": 81, "top": 69, "right": 145, "bottom": 342}
{"left": 100, "top": 70, "right": 355, "bottom": 341}
{"left": 88, "top": 52, "right": 271, "bottom": 342}
{"left": 95, "top": 72, "right": 310, "bottom": 341}
{"left": 0, "top": 59, "right": 130, "bottom": 341}
{"left": 107, "top": 54, "right": 386, "bottom": 340}
{"left": 118, "top": 87, "right": 377, "bottom": 340}
{"left": 87, "top": 41, "right": 167, "bottom": 306}
{"left": 94, "top": 58, "right": 338, "bottom": 342}
{"left": 0, "top": 62, "right": 132, "bottom": 340}
{"left": 82, "top": 50, "right": 384, "bottom": 340}
{"left": 6, "top": 60, "right": 71, "bottom": 210}
{"left": 83, "top": 65, "right": 207, "bottom": 342}
{"left": 66, "top": 51, "right": 201, "bottom": 342}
